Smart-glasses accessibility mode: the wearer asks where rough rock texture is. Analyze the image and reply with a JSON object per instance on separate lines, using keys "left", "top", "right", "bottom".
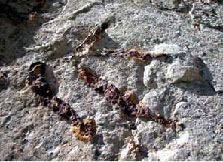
{"left": 1, "top": 0, "right": 223, "bottom": 161}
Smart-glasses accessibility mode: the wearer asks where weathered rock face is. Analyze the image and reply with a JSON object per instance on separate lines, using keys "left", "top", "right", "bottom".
{"left": 166, "top": 63, "right": 202, "bottom": 83}
{"left": 1, "top": 0, "right": 223, "bottom": 161}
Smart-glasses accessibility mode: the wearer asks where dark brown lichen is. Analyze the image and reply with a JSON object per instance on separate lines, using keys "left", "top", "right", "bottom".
{"left": 27, "top": 61, "right": 53, "bottom": 98}
{"left": 77, "top": 66, "right": 178, "bottom": 129}
{"left": 27, "top": 62, "right": 96, "bottom": 141}
{"left": 101, "top": 49, "right": 152, "bottom": 63}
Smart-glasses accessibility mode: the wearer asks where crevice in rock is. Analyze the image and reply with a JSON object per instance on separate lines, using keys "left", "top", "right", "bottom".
{"left": 206, "top": 25, "right": 223, "bottom": 32}
{"left": 0, "top": 71, "right": 9, "bottom": 92}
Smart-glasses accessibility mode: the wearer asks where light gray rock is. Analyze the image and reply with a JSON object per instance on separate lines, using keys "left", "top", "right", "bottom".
{"left": 153, "top": 43, "right": 182, "bottom": 55}
{"left": 166, "top": 63, "right": 203, "bottom": 83}
{"left": 143, "top": 60, "right": 162, "bottom": 88}
{"left": 212, "top": 63, "right": 223, "bottom": 92}
{"left": 190, "top": 2, "right": 223, "bottom": 30}
{"left": 135, "top": 121, "right": 176, "bottom": 152}
{"left": 141, "top": 89, "right": 166, "bottom": 116}
{"left": 173, "top": 101, "right": 188, "bottom": 117}
{"left": 1, "top": 0, "right": 223, "bottom": 161}
{"left": 149, "top": 0, "right": 181, "bottom": 10}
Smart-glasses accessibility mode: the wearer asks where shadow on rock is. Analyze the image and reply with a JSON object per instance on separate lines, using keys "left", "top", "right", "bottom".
{"left": 0, "top": 0, "right": 57, "bottom": 66}
{"left": 0, "top": 71, "right": 9, "bottom": 92}
{"left": 90, "top": 32, "right": 121, "bottom": 55}
{"left": 45, "top": 65, "right": 60, "bottom": 95}
{"left": 99, "top": 32, "right": 121, "bottom": 50}
{"left": 218, "top": 0, "right": 223, "bottom": 5}
{"left": 175, "top": 57, "right": 216, "bottom": 96}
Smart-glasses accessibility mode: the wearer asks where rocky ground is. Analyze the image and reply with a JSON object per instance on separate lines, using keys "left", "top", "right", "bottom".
{"left": 0, "top": 0, "right": 223, "bottom": 160}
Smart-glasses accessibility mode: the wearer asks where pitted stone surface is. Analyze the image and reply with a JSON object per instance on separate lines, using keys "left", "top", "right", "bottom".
{"left": 0, "top": 0, "right": 223, "bottom": 161}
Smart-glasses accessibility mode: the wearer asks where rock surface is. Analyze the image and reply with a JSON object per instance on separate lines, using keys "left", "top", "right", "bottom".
{"left": 1, "top": 0, "right": 223, "bottom": 161}
{"left": 166, "top": 63, "right": 202, "bottom": 83}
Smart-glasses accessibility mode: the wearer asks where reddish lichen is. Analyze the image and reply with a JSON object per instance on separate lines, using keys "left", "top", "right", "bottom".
{"left": 27, "top": 62, "right": 96, "bottom": 141}
{"left": 77, "top": 66, "right": 178, "bottom": 129}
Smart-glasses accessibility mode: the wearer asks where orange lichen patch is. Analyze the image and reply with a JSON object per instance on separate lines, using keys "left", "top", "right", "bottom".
{"left": 71, "top": 118, "right": 97, "bottom": 141}
{"left": 124, "top": 91, "right": 139, "bottom": 105}
{"left": 77, "top": 67, "right": 99, "bottom": 88}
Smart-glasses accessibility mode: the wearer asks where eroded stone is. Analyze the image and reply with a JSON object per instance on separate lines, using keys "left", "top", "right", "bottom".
{"left": 141, "top": 89, "right": 165, "bottom": 116}
{"left": 153, "top": 43, "right": 182, "bottom": 55}
{"left": 166, "top": 63, "right": 203, "bottom": 83}
{"left": 190, "top": 2, "right": 223, "bottom": 30}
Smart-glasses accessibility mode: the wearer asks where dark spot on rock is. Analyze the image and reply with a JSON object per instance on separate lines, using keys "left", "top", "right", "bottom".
{"left": 0, "top": 71, "right": 9, "bottom": 91}
{"left": 27, "top": 62, "right": 97, "bottom": 141}
{"left": 78, "top": 67, "right": 178, "bottom": 129}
